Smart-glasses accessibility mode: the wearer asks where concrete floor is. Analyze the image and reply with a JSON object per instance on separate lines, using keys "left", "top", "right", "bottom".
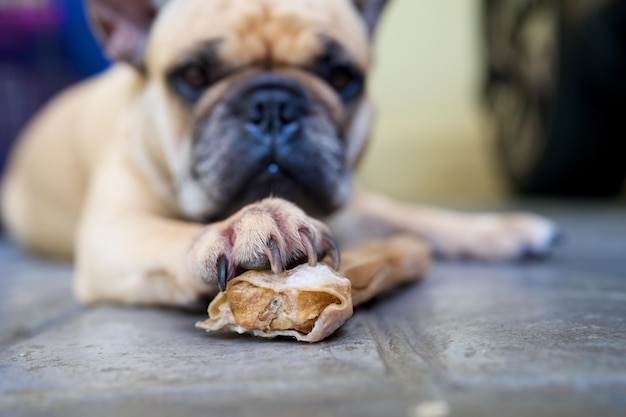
{"left": 1, "top": 201, "right": 625, "bottom": 417}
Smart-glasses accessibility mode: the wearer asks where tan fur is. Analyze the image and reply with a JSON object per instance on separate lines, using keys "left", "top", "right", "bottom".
{"left": 1, "top": 0, "right": 557, "bottom": 307}
{"left": 149, "top": 0, "right": 369, "bottom": 71}
{"left": 2, "top": 66, "right": 142, "bottom": 257}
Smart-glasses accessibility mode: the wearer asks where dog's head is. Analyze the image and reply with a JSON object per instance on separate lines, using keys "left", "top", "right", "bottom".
{"left": 88, "top": 0, "right": 390, "bottom": 221}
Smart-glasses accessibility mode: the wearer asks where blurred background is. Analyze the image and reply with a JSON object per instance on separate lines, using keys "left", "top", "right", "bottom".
{"left": 0, "top": 0, "right": 108, "bottom": 175}
{"left": 0, "top": 0, "right": 624, "bottom": 205}
{"left": 364, "top": 0, "right": 500, "bottom": 204}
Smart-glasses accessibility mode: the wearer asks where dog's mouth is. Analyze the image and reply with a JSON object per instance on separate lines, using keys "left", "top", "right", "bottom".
{"left": 207, "top": 160, "right": 341, "bottom": 222}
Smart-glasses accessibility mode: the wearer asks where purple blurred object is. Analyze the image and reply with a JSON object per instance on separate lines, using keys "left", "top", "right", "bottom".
{"left": 0, "top": 2, "right": 71, "bottom": 175}
{"left": 0, "top": 5, "right": 63, "bottom": 50}
{"left": 0, "top": 1, "right": 107, "bottom": 175}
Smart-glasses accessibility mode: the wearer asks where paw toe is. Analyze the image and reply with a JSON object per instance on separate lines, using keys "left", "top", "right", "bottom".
{"left": 522, "top": 223, "right": 563, "bottom": 259}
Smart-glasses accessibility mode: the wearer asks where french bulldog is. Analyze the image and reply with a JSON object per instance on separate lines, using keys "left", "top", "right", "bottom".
{"left": 1, "top": 0, "right": 559, "bottom": 306}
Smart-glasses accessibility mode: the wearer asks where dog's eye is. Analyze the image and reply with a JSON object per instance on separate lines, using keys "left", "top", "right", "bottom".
{"left": 181, "top": 65, "right": 210, "bottom": 90}
{"left": 170, "top": 64, "right": 212, "bottom": 101}
{"left": 326, "top": 65, "right": 363, "bottom": 101}
{"left": 329, "top": 66, "right": 353, "bottom": 91}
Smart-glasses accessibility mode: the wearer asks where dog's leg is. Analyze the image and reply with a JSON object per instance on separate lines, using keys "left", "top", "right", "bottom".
{"left": 329, "top": 188, "right": 560, "bottom": 261}
{"left": 77, "top": 200, "right": 337, "bottom": 307}
{"left": 75, "top": 154, "right": 337, "bottom": 307}
{"left": 76, "top": 213, "right": 206, "bottom": 307}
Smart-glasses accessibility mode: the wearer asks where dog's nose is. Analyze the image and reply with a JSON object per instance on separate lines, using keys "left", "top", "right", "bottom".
{"left": 244, "top": 87, "right": 304, "bottom": 140}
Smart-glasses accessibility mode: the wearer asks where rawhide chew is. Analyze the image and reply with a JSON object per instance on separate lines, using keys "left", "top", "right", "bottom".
{"left": 195, "top": 264, "right": 353, "bottom": 343}
{"left": 340, "top": 235, "right": 431, "bottom": 306}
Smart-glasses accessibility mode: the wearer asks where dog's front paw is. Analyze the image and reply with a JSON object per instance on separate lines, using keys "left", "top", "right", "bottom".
{"left": 186, "top": 198, "right": 339, "bottom": 291}
{"left": 432, "top": 212, "right": 561, "bottom": 261}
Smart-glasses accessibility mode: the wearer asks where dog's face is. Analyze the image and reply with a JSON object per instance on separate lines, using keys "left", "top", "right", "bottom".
{"left": 89, "top": 0, "right": 389, "bottom": 221}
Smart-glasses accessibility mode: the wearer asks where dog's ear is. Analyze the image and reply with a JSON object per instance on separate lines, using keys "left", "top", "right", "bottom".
{"left": 352, "top": 0, "right": 391, "bottom": 36}
{"left": 86, "top": 0, "right": 165, "bottom": 69}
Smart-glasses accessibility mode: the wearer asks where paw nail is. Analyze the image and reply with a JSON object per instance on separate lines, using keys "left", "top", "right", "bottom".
{"left": 550, "top": 228, "right": 565, "bottom": 246}
{"left": 265, "top": 237, "right": 284, "bottom": 274}
{"left": 299, "top": 228, "right": 318, "bottom": 267}
{"left": 217, "top": 255, "right": 229, "bottom": 292}
{"left": 323, "top": 235, "right": 341, "bottom": 271}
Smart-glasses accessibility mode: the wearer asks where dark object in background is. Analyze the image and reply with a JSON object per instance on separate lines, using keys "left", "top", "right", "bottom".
{"left": 483, "top": 0, "right": 626, "bottom": 197}
{"left": 0, "top": 0, "right": 109, "bottom": 176}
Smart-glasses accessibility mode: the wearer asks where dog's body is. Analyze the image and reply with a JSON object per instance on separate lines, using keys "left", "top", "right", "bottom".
{"left": 1, "top": 0, "right": 558, "bottom": 307}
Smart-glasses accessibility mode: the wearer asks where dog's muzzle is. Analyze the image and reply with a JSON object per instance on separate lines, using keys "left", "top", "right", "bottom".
{"left": 191, "top": 73, "right": 350, "bottom": 221}
{"left": 238, "top": 78, "right": 308, "bottom": 162}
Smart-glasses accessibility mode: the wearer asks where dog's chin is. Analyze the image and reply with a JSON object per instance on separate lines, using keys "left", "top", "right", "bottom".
{"left": 207, "top": 163, "right": 347, "bottom": 222}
